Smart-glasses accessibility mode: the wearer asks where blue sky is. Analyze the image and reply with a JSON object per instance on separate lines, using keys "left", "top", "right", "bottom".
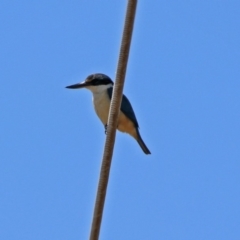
{"left": 1, "top": 1, "right": 240, "bottom": 239}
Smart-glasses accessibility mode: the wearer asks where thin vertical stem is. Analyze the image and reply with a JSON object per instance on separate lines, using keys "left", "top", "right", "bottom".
{"left": 89, "top": 1, "right": 137, "bottom": 239}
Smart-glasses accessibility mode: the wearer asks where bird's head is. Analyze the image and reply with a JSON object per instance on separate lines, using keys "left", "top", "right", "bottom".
{"left": 66, "top": 73, "right": 113, "bottom": 93}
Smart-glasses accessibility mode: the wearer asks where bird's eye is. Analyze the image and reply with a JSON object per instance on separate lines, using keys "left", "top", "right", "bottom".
{"left": 92, "top": 80, "right": 100, "bottom": 85}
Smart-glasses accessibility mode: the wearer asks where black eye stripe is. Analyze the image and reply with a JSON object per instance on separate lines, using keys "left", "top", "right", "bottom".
{"left": 91, "top": 80, "right": 100, "bottom": 85}
{"left": 91, "top": 79, "right": 113, "bottom": 85}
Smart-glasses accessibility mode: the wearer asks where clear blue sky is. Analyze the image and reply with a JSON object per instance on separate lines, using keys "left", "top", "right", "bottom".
{"left": 1, "top": 1, "right": 240, "bottom": 239}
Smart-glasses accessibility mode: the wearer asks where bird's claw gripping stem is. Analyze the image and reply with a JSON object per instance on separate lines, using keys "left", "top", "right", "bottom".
{"left": 104, "top": 124, "right": 108, "bottom": 134}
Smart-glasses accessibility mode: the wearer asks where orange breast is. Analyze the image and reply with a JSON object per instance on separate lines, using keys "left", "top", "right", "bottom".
{"left": 117, "top": 111, "right": 138, "bottom": 140}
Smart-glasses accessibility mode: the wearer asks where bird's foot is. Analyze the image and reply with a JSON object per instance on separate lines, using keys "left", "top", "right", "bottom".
{"left": 104, "top": 124, "right": 108, "bottom": 134}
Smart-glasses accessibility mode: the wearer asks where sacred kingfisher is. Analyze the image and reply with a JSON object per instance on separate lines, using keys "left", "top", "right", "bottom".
{"left": 66, "top": 73, "right": 151, "bottom": 154}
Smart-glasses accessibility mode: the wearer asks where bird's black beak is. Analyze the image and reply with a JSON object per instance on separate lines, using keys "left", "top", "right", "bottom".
{"left": 65, "top": 82, "right": 89, "bottom": 89}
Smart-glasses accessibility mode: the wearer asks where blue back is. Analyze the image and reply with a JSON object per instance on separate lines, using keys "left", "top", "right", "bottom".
{"left": 107, "top": 87, "right": 139, "bottom": 128}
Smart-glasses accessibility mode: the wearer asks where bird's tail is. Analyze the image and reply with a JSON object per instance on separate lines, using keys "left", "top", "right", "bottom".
{"left": 136, "top": 129, "right": 151, "bottom": 155}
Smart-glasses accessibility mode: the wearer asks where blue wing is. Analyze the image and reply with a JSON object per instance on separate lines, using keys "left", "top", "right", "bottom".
{"left": 107, "top": 87, "right": 139, "bottom": 128}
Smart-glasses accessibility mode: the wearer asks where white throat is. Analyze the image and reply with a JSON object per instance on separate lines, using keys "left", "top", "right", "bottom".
{"left": 86, "top": 83, "right": 113, "bottom": 125}
{"left": 86, "top": 83, "right": 113, "bottom": 94}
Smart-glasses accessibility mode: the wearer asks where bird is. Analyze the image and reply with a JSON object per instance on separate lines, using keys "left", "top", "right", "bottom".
{"left": 66, "top": 73, "right": 151, "bottom": 154}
